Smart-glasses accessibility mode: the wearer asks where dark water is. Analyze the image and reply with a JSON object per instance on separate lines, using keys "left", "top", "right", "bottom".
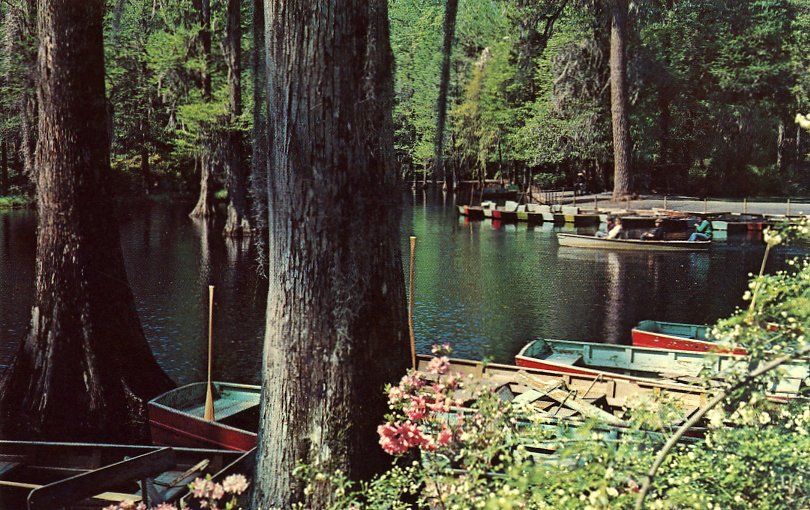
{"left": 1, "top": 192, "right": 806, "bottom": 385}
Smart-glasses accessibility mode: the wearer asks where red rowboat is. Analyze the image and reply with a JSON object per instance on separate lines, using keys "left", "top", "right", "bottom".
{"left": 148, "top": 382, "right": 259, "bottom": 452}
{"left": 631, "top": 320, "right": 747, "bottom": 355}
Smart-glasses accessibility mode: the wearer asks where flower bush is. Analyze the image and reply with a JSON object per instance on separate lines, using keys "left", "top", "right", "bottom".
{"left": 102, "top": 474, "right": 249, "bottom": 510}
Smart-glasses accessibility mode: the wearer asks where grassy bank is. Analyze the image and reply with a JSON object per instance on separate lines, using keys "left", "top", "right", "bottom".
{"left": 0, "top": 195, "right": 32, "bottom": 210}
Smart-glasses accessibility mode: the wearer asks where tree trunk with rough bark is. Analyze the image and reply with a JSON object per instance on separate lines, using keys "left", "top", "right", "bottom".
{"left": 434, "top": 0, "right": 458, "bottom": 192}
{"left": 222, "top": 0, "right": 252, "bottom": 236}
{"left": 251, "top": 0, "right": 409, "bottom": 507}
{"left": 609, "top": 0, "right": 632, "bottom": 200}
{"left": 0, "top": 0, "right": 174, "bottom": 442}
{"left": 189, "top": 0, "right": 216, "bottom": 218}
{"left": 249, "top": 0, "right": 268, "bottom": 265}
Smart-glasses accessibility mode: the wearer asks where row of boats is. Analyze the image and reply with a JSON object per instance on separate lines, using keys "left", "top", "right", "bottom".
{"left": 457, "top": 201, "right": 809, "bottom": 232}
{"left": 145, "top": 320, "right": 807, "bottom": 451}
{"left": 12, "top": 320, "right": 801, "bottom": 507}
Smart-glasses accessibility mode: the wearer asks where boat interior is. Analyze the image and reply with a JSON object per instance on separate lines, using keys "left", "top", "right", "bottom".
{"left": 153, "top": 382, "right": 261, "bottom": 432}
{"left": 0, "top": 441, "right": 242, "bottom": 509}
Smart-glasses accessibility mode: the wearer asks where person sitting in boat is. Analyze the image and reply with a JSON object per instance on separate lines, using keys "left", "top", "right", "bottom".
{"left": 688, "top": 215, "right": 713, "bottom": 242}
{"left": 641, "top": 218, "right": 666, "bottom": 241}
{"left": 597, "top": 216, "right": 616, "bottom": 238}
{"left": 604, "top": 217, "right": 623, "bottom": 239}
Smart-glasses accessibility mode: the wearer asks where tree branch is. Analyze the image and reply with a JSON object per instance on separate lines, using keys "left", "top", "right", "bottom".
{"left": 634, "top": 343, "right": 810, "bottom": 510}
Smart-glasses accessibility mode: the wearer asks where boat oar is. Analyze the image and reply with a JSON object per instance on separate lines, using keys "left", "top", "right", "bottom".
{"left": 204, "top": 285, "right": 215, "bottom": 421}
{"left": 408, "top": 236, "right": 417, "bottom": 369}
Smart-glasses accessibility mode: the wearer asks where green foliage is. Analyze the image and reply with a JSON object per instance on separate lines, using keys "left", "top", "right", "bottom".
{"left": 389, "top": 0, "right": 810, "bottom": 194}
{"left": 0, "top": 195, "right": 31, "bottom": 209}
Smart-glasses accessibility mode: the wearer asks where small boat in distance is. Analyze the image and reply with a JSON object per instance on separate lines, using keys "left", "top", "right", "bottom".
{"left": 148, "top": 382, "right": 260, "bottom": 452}
{"left": 632, "top": 320, "right": 747, "bottom": 355}
{"left": 557, "top": 233, "right": 711, "bottom": 251}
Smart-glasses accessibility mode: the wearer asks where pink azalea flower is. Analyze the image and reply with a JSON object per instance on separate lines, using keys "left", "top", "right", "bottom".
{"left": 153, "top": 504, "right": 178, "bottom": 510}
{"left": 427, "top": 356, "right": 450, "bottom": 375}
{"left": 190, "top": 477, "right": 210, "bottom": 499}
{"left": 399, "top": 373, "right": 424, "bottom": 391}
{"left": 387, "top": 386, "right": 404, "bottom": 403}
{"left": 210, "top": 482, "right": 225, "bottom": 500}
{"left": 431, "top": 343, "right": 452, "bottom": 355}
{"left": 437, "top": 424, "right": 453, "bottom": 446}
{"left": 405, "top": 396, "right": 427, "bottom": 421}
{"left": 443, "top": 374, "right": 461, "bottom": 390}
{"left": 378, "top": 423, "right": 408, "bottom": 455}
{"left": 222, "top": 474, "right": 250, "bottom": 495}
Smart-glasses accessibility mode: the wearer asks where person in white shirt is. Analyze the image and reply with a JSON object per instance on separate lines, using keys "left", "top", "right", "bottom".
{"left": 605, "top": 217, "right": 623, "bottom": 239}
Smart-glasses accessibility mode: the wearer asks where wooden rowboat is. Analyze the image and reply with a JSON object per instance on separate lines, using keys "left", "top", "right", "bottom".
{"left": 148, "top": 382, "right": 259, "bottom": 452}
{"left": 632, "top": 320, "right": 747, "bottom": 355}
{"left": 515, "top": 339, "right": 807, "bottom": 397}
{"left": 417, "top": 355, "right": 708, "bottom": 412}
{"left": 0, "top": 441, "right": 242, "bottom": 509}
{"left": 557, "top": 233, "right": 711, "bottom": 251}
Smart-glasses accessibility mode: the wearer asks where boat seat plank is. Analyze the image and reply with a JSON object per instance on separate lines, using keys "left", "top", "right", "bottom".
{"left": 0, "top": 460, "right": 22, "bottom": 477}
{"left": 512, "top": 389, "right": 546, "bottom": 405}
{"left": 545, "top": 353, "right": 582, "bottom": 366}
{"left": 184, "top": 397, "right": 259, "bottom": 421}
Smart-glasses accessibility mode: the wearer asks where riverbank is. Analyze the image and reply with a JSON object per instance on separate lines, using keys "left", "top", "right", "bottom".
{"left": 0, "top": 195, "right": 32, "bottom": 210}
{"left": 567, "top": 193, "right": 810, "bottom": 216}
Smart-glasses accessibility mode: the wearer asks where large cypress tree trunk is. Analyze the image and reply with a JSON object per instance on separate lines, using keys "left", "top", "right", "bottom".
{"left": 249, "top": 0, "right": 269, "bottom": 264}
{"left": 609, "top": 0, "right": 632, "bottom": 200}
{"left": 434, "top": 0, "right": 458, "bottom": 192}
{"left": 251, "top": 0, "right": 409, "bottom": 506}
{"left": 189, "top": 0, "right": 216, "bottom": 218}
{"left": 0, "top": 0, "right": 174, "bottom": 442}
{"left": 222, "top": 0, "right": 252, "bottom": 237}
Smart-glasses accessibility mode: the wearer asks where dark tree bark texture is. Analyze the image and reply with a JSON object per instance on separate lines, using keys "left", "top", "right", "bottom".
{"left": 222, "top": 0, "right": 252, "bottom": 237}
{"left": 0, "top": 0, "right": 174, "bottom": 442}
{"left": 434, "top": 0, "right": 458, "bottom": 191}
{"left": 189, "top": 0, "right": 216, "bottom": 218}
{"left": 609, "top": 0, "right": 633, "bottom": 200}
{"left": 251, "top": 0, "right": 409, "bottom": 507}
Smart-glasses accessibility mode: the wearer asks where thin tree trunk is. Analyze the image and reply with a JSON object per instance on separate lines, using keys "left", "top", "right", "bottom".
{"left": 249, "top": 0, "right": 268, "bottom": 267}
{"left": 4, "top": 0, "right": 38, "bottom": 179}
{"left": 609, "top": 0, "right": 632, "bottom": 200}
{"left": 0, "top": 0, "right": 174, "bottom": 442}
{"left": 776, "top": 119, "right": 785, "bottom": 174}
{"left": 223, "top": 0, "right": 252, "bottom": 236}
{"left": 0, "top": 138, "right": 7, "bottom": 195}
{"left": 434, "top": 0, "right": 458, "bottom": 192}
{"left": 189, "top": 0, "right": 215, "bottom": 218}
{"left": 252, "top": 0, "right": 409, "bottom": 506}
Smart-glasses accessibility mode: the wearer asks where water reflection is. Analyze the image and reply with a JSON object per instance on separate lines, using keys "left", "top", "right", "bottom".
{"left": 0, "top": 192, "right": 804, "bottom": 384}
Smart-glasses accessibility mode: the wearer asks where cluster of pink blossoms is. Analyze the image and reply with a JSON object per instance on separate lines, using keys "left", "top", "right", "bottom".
{"left": 102, "top": 474, "right": 249, "bottom": 510}
{"left": 377, "top": 345, "right": 465, "bottom": 456}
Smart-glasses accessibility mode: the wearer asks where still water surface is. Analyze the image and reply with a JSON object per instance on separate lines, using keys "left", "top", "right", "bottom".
{"left": 1, "top": 191, "right": 805, "bottom": 385}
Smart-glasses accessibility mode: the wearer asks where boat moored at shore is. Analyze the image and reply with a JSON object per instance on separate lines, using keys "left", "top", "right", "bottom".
{"left": 148, "top": 382, "right": 260, "bottom": 452}
{"left": 632, "top": 320, "right": 747, "bottom": 355}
